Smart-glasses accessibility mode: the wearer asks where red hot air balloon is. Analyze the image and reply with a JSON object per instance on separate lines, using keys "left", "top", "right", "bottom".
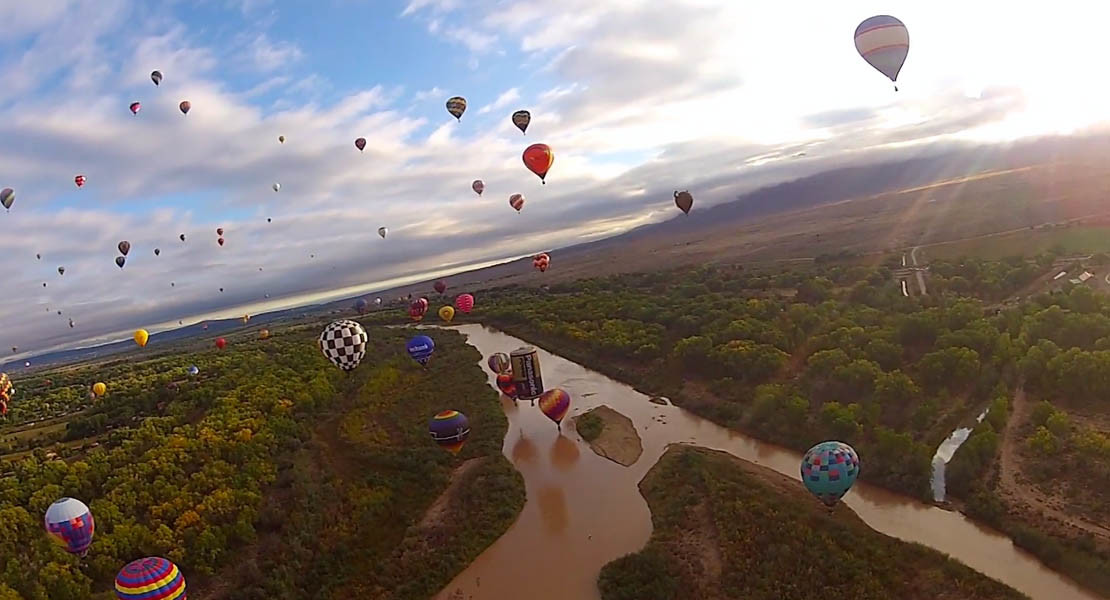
{"left": 179, "top": 100, "right": 191, "bottom": 115}
{"left": 509, "top": 194, "right": 524, "bottom": 212}
{"left": 522, "top": 143, "right": 554, "bottom": 184}
{"left": 434, "top": 280, "right": 447, "bottom": 294}
{"left": 217, "top": 237, "right": 225, "bottom": 246}
{"left": 355, "top": 137, "right": 366, "bottom": 152}
{"left": 215, "top": 338, "right": 227, "bottom": 350}
{"left": 74, "top": 175, "right": 86, "bottom": 188}
{"left": 455, "top": 293, "right": 474, "bottom": 313}
{"left": 496, "top": 372, "right": 517, "bottom": 399}
{"left": 533, "top": 253, "right": 550, "bottom": 273}
{"left": 409, "top": 298, "right": 428, "bottom": 321}
{"left": 129, "top": 102, "right": 141, "bottom": 115}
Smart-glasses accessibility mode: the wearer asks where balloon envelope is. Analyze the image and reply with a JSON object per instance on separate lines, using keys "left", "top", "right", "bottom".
{"left": 854, "top": 16, "right": 909, "bottom": 84}
{"left": 129, "top": 102, "right": 141, "bottom": 114}
{"left": 538, "top": 388, "right": 571, "bottom": 424}
{"left": 179, "top": 100, "right": 191, "bottom": 114}
{"left": 446, "top": 96, "right": 467, "bottom": 120}
{"left": 150, "top": 70, "right": 163, "bottom": 85}
{"left": 92, "top": 382, "right": 106, "bottom": 396}
{"left": 512, "top": 110, "right": 531, "bottom": 134}
{"left": 674, "top": 190, "right": 693, "bottom": 214}
{"left": 438, "top": 306, "right": 455, "bottom": 322}
{"left": 0, "top": 188, "right": 12, "bottom": 210}
{"left": 188, "top": 365, "right": 199, "bottom": 376}
{"left": 215, "top": 338, "right": 227, "bottom": 349}
{"left": 472, "top": 179, "right": 484, "bottom": 196}
{"left": 496, "top": 372, "right": 517, "bottom": 398}
{"left": 407, "top": 335, "right": 435, "bottom": 365}
{"left": 434, "top": 280, "right": 447, "bottom": 294}
{"left": 355, "top": 137, "right": 366, "bottom": 151}
{"left": 801, "top": 440, "right": 860, "bottom": 507}
{"left": 429, "top": 410, "right": 470, "bottom": 454}
{"left": 487, "top": 352, "right": 510, "bottom": 374}
{"left": 133, "top": 329, "right": 149, "bottom": 347}
{"left": 509, "top": 194, "right": 524, "bottom": 212}
{"left": 455, "top": 293, "right": 474, "bottom": 313}
{"left": 319, "top": 320, "right": 368, "bottom": 370}
{"left": 115, "top": 557, "right": 185, "bottom": 600}
{"left": 522, "top": 144, "right": 554, "bottom": 183}
{"left": 378, "top": 227, "right": 387, "bottom": 239}
{"left": 44, "top": 497, "right": 95, "bottom": 555}
{"left": 115, "top": 256, "right": 126, "bottom": 269}
{"left": 118, "top": 241, "right": 130, "bottom": 256}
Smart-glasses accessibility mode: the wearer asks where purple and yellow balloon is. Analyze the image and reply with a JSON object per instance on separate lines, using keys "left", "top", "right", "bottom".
{"left": 538, "top": 388, "right": 571, "bottom": 430}
{"left": 429, "top": 410, "right": 471, "bottom": 454}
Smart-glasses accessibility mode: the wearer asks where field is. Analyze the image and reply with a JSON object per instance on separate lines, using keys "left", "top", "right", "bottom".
{"left": 923, "top": 224, "right": 1110, "bottom": 261}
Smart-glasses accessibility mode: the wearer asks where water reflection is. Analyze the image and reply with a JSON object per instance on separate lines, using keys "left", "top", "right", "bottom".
{"left": 537, "top": 486, "right": 569, "bottom": 534}
{"left": 550, "top": 434, "right": 580, "bottom": 472}
{"left": 511, "top": 435, "right": 538, "bottom": 464}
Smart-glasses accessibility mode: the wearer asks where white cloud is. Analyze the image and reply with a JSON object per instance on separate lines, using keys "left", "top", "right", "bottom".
{"left": 238, "top": 32, "right": 303, "bottom": 72}
{"left": 478, "top": 88, "right": 521, "bottom": 114}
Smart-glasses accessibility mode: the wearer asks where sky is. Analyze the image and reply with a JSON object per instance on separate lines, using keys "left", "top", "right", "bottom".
{"left": 2, "top": 0, "right": 1110, "bottom": 356}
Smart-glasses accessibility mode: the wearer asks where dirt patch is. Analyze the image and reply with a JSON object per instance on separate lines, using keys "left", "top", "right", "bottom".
{"left": 576, "top": 405, "right": 642, "bottom": 467}
{"left": 418, "top": 457, "right": 487, "bottom": 528}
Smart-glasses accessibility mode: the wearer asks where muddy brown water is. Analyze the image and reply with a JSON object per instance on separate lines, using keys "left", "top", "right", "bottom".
{"left": 435, "top": 325, "right": 1100, "bottom": 600}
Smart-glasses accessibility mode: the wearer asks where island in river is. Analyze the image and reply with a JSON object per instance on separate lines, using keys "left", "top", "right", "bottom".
{"left": 599, "top": 446, "right": 1027, "bottom": 600}
{"left": 575, "top": 405, "right": 644, "bottom": 467}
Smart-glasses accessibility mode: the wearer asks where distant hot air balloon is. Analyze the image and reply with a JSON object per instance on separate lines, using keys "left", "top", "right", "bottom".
{"left": 150, "top": 70, "right": 163, "bottom": 86}
{"left": 219, "top": 287, "right": 224, "bottom": 292}
{"left": 179, "top": 100, "right": 191, "bottom": 114}
{"left": 44, "top": 497, "right": 95, "bottom": 557}
{"left": 179, "top": 233, "right": 186, "bottom": 241}
{"left": 509, "top": 194, "right": 524, "bottom": 212}
{"left": 429, "top": 410, "right": 470, "bottom": 454}
{"left": 801, "top": 441, "right": 860, "bottom": 507}
{"left": 42, "top": 282, "right": 47, "bottom": 288}
{"left": 434, "top": 280, "right": 447, "bottom": 294}
{"left": 218, "top": 237, "right": 225, "bottom": 246}
{"left": 118, "top": 241, "right": 130, "bottom": 256}
{"left": 378, "top": 227, "right": 387, "bottom": 239}
{"left": 267, "top": 218, "right": 272, "bottom": 223}
{"left": 259, "top": 329, "right": 270, "bottom": 340}
{"left": 496, "top": 371, "right": 517, "bottom": 398}
{"left": 241, "top": 314, "right": 251, "bottom": 324}
{"left": 533, "top": 253, "right": 550, "bottom": 273}
{"left": 188, "top": 365, "right": 199, "bottom": 376}
{"left": 36, "top": 253, "right": 41, "bottom": 260}
{"left": 512, "top": 110, "right": 531, "bottom": 134}
{"left": 115, "top": 557, "right": 185, "bottom": 600}
{"left": 134, "top": 329, "right": 149, "bottom": 347}
{"left": 487, "top": 352, "right": 510, "bottom": 374}
{"left": 355, "top": 137, "right": 366, "bottom": 152}
{"left": 129, "top": 102, "right": 141, "bottom": 115}
{"left": 409, "top": 298, "right": 428, "bottom": 321}
{"left": 278, "top": 135, "right": 285, "bottom": 143}
{"left": 406, "top": 335, "right": 435, "bottom": 366}
{"left": 446, "top": 96, "right": 467, "bottom": 120}
{"left": 355, "top": 298, "right": 369, "bottom": 314}
{"left": 115, "top": 256, "right": 126, "bottom": 269}
{"left": 272, "top": 182, "right": 280, "bottom": 192}
{"left": 69, "top": 319, "right": 75, "bottom": 328}
{"left": 154, "top": 248, "right": 160, "bottom": 256}
{"left": 74, "top": 175, "right": 86, "bottom": 188}
{"left": 438, "top": 306, "right": 455, "bottom": 323}
{"left": 375, "top": 297, "right": 382, "bottom": 306}
{"left": 0, "top": 188, "right": 12, "bottom": 211}
{"left": 538, "top": 388, "right": 571, "bottom": 429}
{"left": 216, "top": 227, "right": 224, "bottom": 236}
{"left": 523, "top": 143, "right": 554, "bottom": 184}
{"left": 455, "top": 293, "right": 474, "bottom": 314}
{"left": 674, "top": 190, "right": 693, "bottom": 215}
{"left": 92, "top": 382, "right": 106, "bottom": 396}
{"left": 57, "top": 266, "right": 65, "bottom": 275}
{"left": 319, "top": 320, "right": 368, "bottom": 370}
{"left": 854, "top": 16, "right": 909, "bottom": 91}
{"left": 470, "top": 179, "right": 486, "bottom": 197}
{"left": 215, "top": 338, "right": 227, "bottom": 350}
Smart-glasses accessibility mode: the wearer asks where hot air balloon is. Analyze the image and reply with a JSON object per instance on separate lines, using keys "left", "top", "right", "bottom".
{"left": 57, "top": 266, "right": 65, "bottom": 275}
{"left": 42, "top": 282, "right": 47, "bottom": 288}
{"left": 218, "top": 237, "right": 225, "bottom": 246}
{"left": 69, "top": 319, "right": 75, "bottom": 328}
{"left": 267, "top": 218, "right": 272, "bottom": 223}
{"left": 129, "top": 102, "right": 141, "bottom": 115}
{"left": 801, "top": 441, "right": 860, "bottom": 507}
{"left": 219, "top": 287, "right": 224, "bottom": 292}
{"left": 446, "top": 96, "right": 467, "bottom": 120}
{"left": 115, "top": 256, "right": 126, "bottom": 269}
{"left": 92, "top": 382, "right": 106, "bottom": 396}
{"left": 487, "top": 352, "right": 510, "bottom": 374}
{"left": 355, "top": 298, "right": 369, "bottom": 314}
{"left": 354, "top": 137, "right": 369, "bottom": 153}
{"left": 258, "top": 329, "right": 270, "bottom": 340}
{"left": 154, "top": 248, "right": 160, "bottom": 256}
{"left": 115, "top": 557, "right": 185, "bottom": 600}
{"left": 409, "top": 298, "right": 428, "bottom": 321}
{"left": 472, "top": 180, "right": 484, "bottom": 196}
{"left": 188, "top": 365, "right": 199, "bottom": 376}
{"left": 538, "top": 388, "right": 571, "bottom": 429}
{"left": 378, "top": 227, "right": 387, "bottom": 239}
{"left": 375, "top": 297, "right": 382, "bottom": 306}
{"left": 438, "top": 306, "right": 455, "bottom": 323}
{"left": 509, "top": 194, "right": 524, "bottom": 212}
{"left": 241, "top": 314, "right": 251, "bottom": 324}
{"left": 215, "top": 338, "right": 227, "bottom": 350}
{"left": 533, "top": 253, "right": 550, "bottom": 273}
{"left": 674, "top": 190, "right": 693, "bottom": 215}
{"left": 429, "top": 410, "right": 470, "bottom": 454}
{"left": 118, "top": 241, "right": 130, "bottom": 256}
{"left": 854, "top": 16, "right": 909, "bottom": 91}
{"left": 179, "top": 100, "right": 191, "bottom": 114}
{"left": 278, "top": 135, "right": 285, "bottom": 143}
{"left": 36, "top": 253, "right": 40, "bottom": 260}
{"left": 0, "top": 188, "right": 12, "bottom": 211}
{"left": 134, "top": 329, "right": 149, "bottom": 347}
{"left": 74, "top": 175, "right": 86, "bottom": 188}
{"left": 216, "top": 227, "right": 224, "bottom": 236}
{"left": 151, "top": 70, "right": 163, "bottom": 86}
{"left": 523, "top": 143, "right": 554, "bottom": 184}
{"left": 434, "top": 280, "right": 447, "bottom": 294}
{"left": 44, "top": 497, "right": 95, "bottom": 556}
{"left": 496, "top": 372, "right": 517, "bottom": 398}
{"left": 512, "top": 110, "right": 531, "bottom": 134}
{"left": 319, "top": 320, "right": 368, "bottom": 370}
{"left": 455, "top": 293, "right": 474, "bottom": 314}
{"left": 406, "top": 335, "right": 435, "bottom": 366}
{"left": 179, "top": 233, "right": 186, "bottom": 241}
{"left": 272, "top": 182, "right": 280, "bottom": 192}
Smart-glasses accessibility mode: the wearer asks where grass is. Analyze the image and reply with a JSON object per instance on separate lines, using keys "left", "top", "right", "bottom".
{"left": 576, "top": 410, "right": 604, "bottom": 442}
{"left": 924, "top": 226, "right": 1110, "bottom": 260}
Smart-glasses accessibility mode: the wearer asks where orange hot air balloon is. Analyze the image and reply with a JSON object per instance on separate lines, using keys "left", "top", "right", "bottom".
{"left": 522, "top": 144, "right": 554, "bottom": 184}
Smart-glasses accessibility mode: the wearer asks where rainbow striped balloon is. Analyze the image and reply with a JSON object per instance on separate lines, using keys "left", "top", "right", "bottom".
{"left": 115, "top": 557, "right": 186, "bottom": 600}
{"left": 429, "top": 410, "right": 471, "bottom": 454}
{"left": 538, "top": 388, "right": 571, "bottom": 425}
{"left": 854, "top": 15, "right": 909, "bottom": 88}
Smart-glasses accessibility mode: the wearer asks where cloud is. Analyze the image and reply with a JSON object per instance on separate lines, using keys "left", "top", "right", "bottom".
{"left": 237, "top": 32, "right": 303, "bottom": 72}
{"left": 478, "top": 87, "right": 520, "bottom": 114}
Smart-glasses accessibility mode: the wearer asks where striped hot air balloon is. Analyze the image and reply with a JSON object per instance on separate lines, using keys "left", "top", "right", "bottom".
{"left": 854, "top": 15, "right": 909, "bottom": 91}
{"left": 115, "top": 557, "right": 186, "bottom": 600}
{"left": 538, "top": 388, "right": 571, "bottom": 429}
{"left": 509, "top": 194, "right": 524, "bottom": 212}
{"left": 44, "top": 497, "right": 95, "bottom": 556}
{"left": 429, "top": 410, "right": 470, "bottom": 454}
{"left": 446, "top": 96, "right": 467, "bottom": 120}
{"left": 455, "top": 293, "right": 474, "bottom": 314}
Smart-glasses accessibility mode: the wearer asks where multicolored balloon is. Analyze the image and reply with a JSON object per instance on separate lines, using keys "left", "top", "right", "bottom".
{"left": 428, "top": 410, "right": 470, "bottom": 454}
{"left": 538, "top": 388, "right": 571, "bottom": 427}
{"left": 512, "top": 110, "right": 531, "bottom": 134}
{"left": 800, "top": 440, "right": 860, "bottom": 507}
{"left": 409, "top": 298, "right": 429, "bottom": 321}
{"left": 438, "top": 305, "right": 455, "bottom": 323}
{"left": 150, "top": 70, "right": 163, "bottom": 86}
{"left": 118, "top": 241, "right": 130, "bottom": 256}
{"left": 355, "top": 137, "right": 366, "bottom": 152}
{"left": 259, "top": 329, "right": 270, "bottom": 340}
{"left": 446, "top": 96, "right": 467, "bottom": 120}
{"left": 509, "top": 194, "right": 524, "bottom": 212}
{"left": 496, "top": 371, "right": 517, "bottom": 398}
{"left": 674, "top": 190, "right": 693, "bottom": 215}
{"left": 455, "top": 293, "right": 474, "bottom": 314}
{"left": 523, "top": 143, "right": 554, "bottom": 184}
{"left": 472, "top": 179, "right": 484, "bottom": 196}
{"left": 179, "top": 100, "right": 191, "bottom": 115}
{"left": 44, "top": 497, "right": 95, "bottom": 556}
{"left": 487, "top": 352, "right": 510, "bottom": 374}
{"left": 129, "top": 102, "right": 141, "bottom": 115}
{"left": 0, "top": 188, "right": 12, "bottom": 211}
{"left": 74, "top": 175, "right": 86, "bottom": 188}
{"left": 188, "top": 365, "right": 199, "bottom": 376}
{"left": 533, "top": 253, "right": 550, "bottom": 273}
{"left": 854, "top": 16, "right": 909, "bottom": 91}
{"left": 115, "top": 557, "right": 185, "bottom": 600}
{"left": 406, "top": 335, "right": 435, "bottom": 366}
{"left": 57, "top": 266, "right": 65, "bottom": 275}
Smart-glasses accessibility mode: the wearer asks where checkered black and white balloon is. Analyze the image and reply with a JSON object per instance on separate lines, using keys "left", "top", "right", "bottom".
{"left": 319, "top": 319, "right": 369, "bottom": 371}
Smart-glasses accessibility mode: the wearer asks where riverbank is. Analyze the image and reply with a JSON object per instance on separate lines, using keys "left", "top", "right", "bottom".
{"left": 574, "top": 405, "right": 643, "bottom": 467}
{"left": 599, "top": 446, "right": 1026, "bottom": 600}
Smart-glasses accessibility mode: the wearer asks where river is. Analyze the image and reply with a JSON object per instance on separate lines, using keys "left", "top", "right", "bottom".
{"left": 435, "top": 324, "right": 1099, "bottom": 600}
{"left": 931, "top": 408, "right": 990, "bottom": 502}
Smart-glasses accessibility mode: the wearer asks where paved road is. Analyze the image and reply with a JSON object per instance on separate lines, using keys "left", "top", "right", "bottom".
{"left": 910, "top": 246, "right": 928, "bottom": 295}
